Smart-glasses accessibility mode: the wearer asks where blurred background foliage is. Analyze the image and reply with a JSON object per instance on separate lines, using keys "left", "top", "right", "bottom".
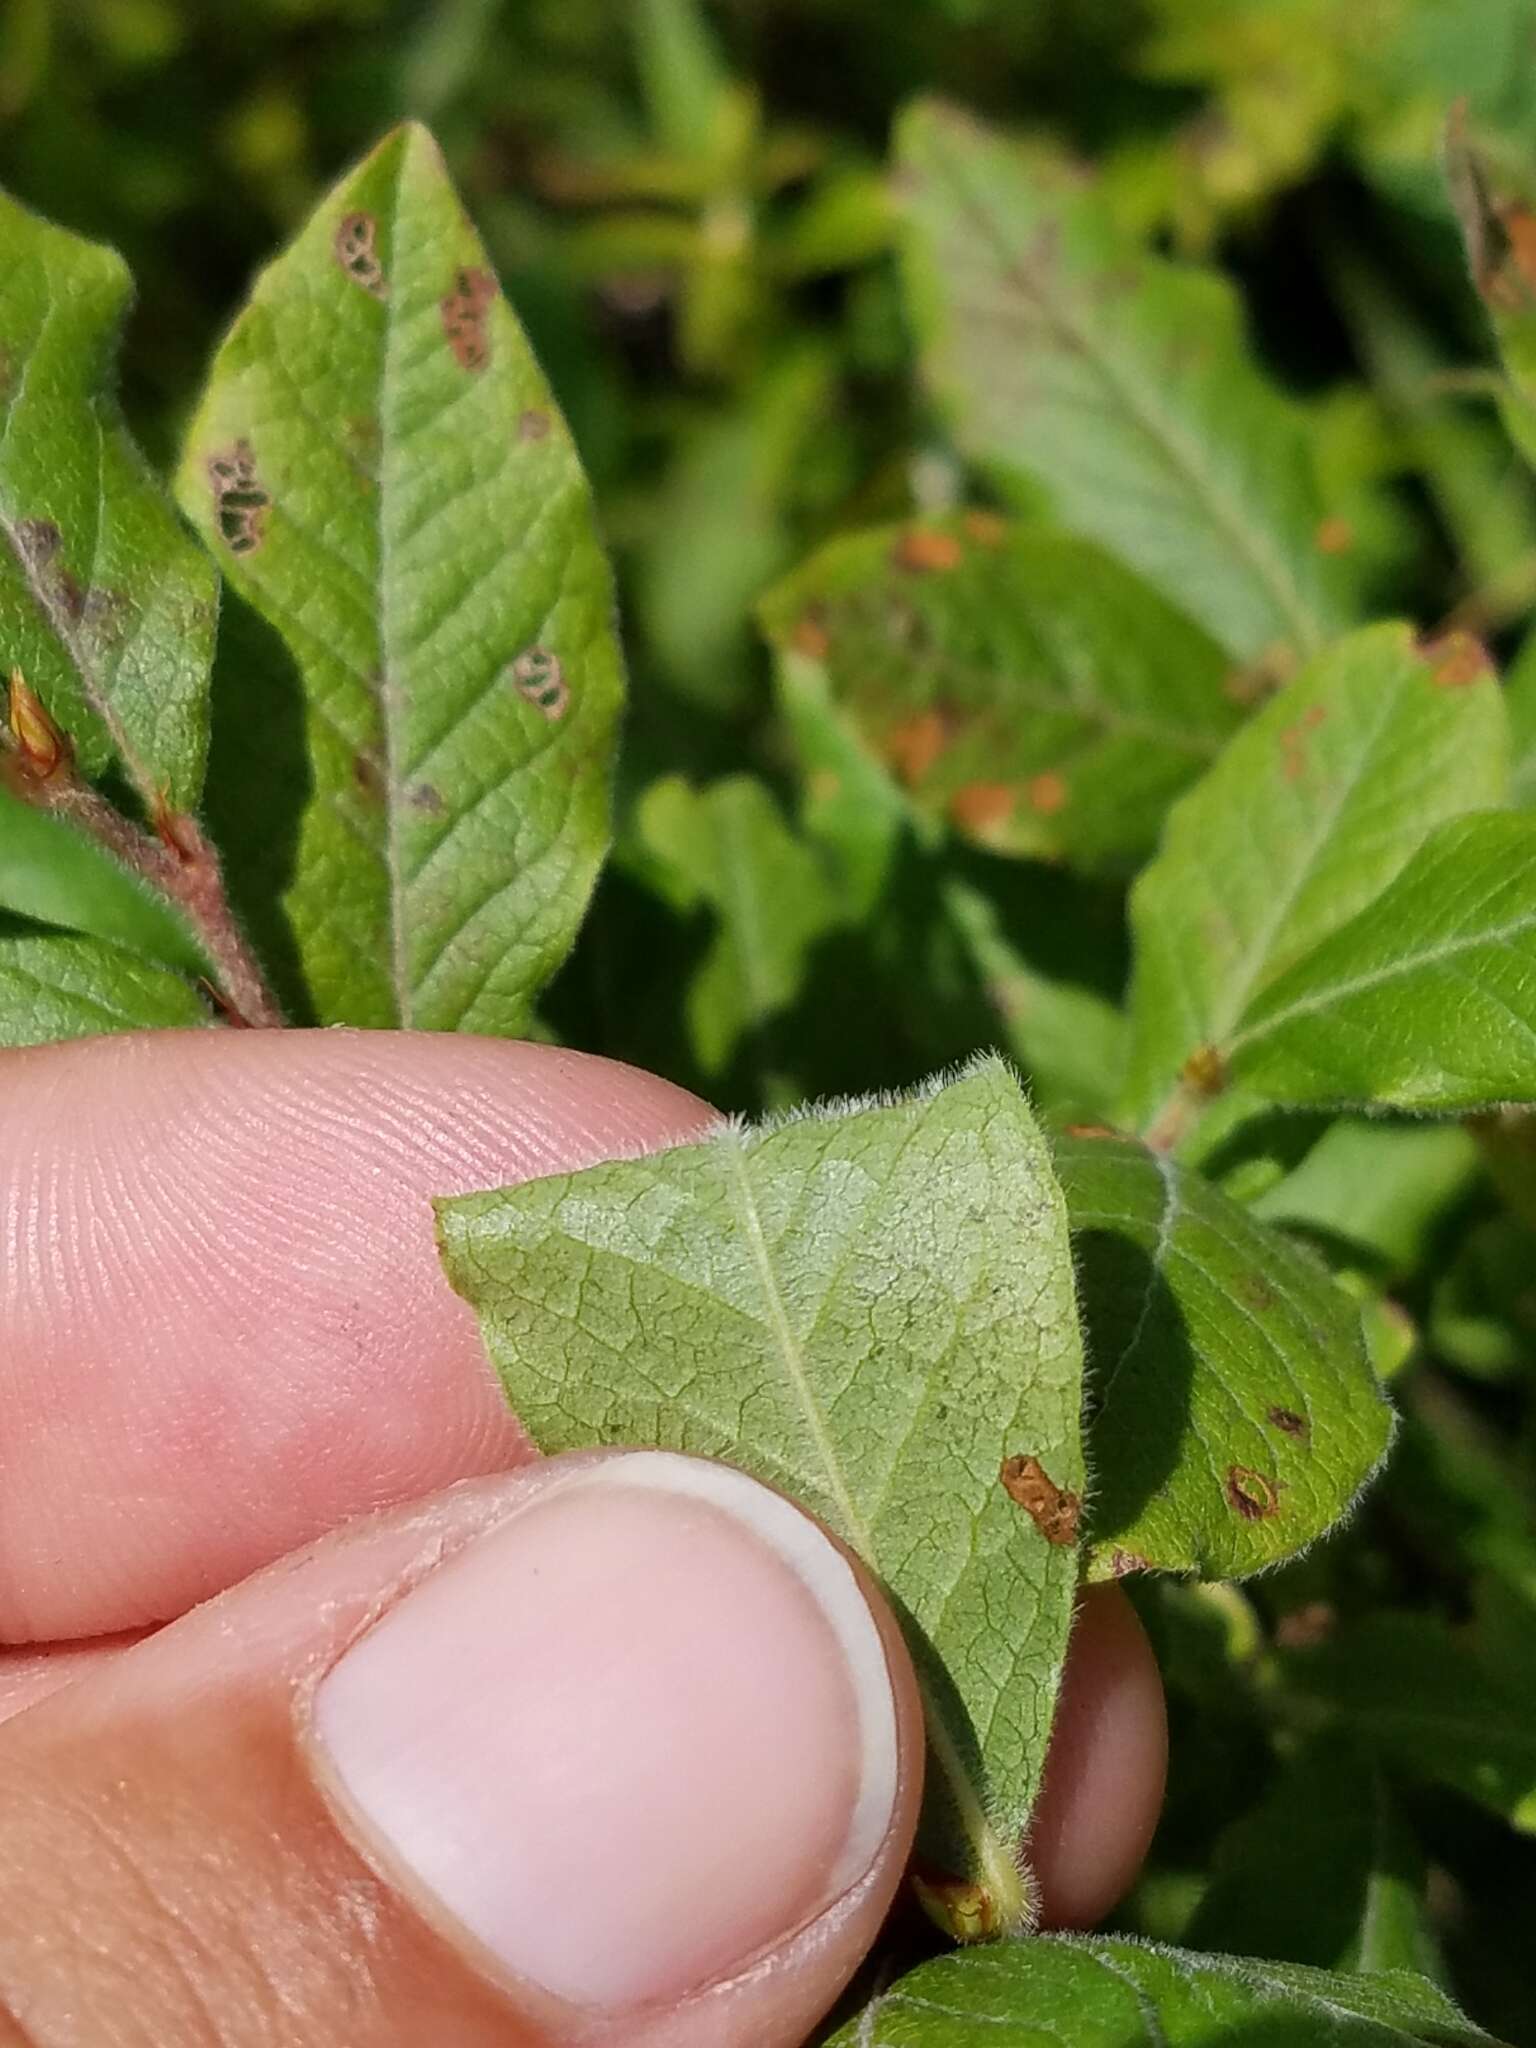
{"left": 7, "top": 3, "right": 1536, "bottom": 2037}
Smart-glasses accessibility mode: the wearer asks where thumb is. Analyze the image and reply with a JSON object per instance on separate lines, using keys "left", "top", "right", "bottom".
{"left": 0, "top": 1450, "right": 923, "bottom": 2048}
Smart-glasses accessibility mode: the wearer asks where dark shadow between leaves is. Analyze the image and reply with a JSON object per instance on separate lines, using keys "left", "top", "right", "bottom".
{"left": 1075, "top": 1228, "right": 1197, "bottom": 1555}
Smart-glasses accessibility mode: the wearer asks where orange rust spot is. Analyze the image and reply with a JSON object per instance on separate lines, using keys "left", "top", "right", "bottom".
{"left": 962, "top": 508, "right": 1007, "bottom": 548}
{"left": 1268, "top": 1405, "right": 1307, "bottom": 1438}
{"left": 891, "top": 525, "right": 963, "bottom": 574}
{"left": 949, "top": 780, "right": 1016, "bottom": 834}
{"left": 1420, "top": 630, "right": 1494, "bottom": 689}
{"left": 790, "top": 613, "right": 831, "bottom": 660}
{"left": 1025, "top": 770, "right": 1068, "bottom": 816}
{"left": 1063, "top": 1123, "right": 1117, "bottom": 1140}
{"left": 1280, "top": 701, "right": 1327, "bottom": 782}
{"left": 1314, "top": 516, "right": 1354, "bottom": 556}
{"left": 911, "top": 1868, "right": 1004, "bottom": 1943}
{"left": 1226, "top": 1466, "right": 1279, "bottom": 1521}
{"left": 5, "top": 669, "right": 69, "bottom": 781}
{"left": 885, "top": 708, "right": 950, "bottom": 787}
{"left": 441, "top": 266, "right": 496, "bottom": 371}
{"left": 1181, "top": 1044, "right": 1226, "bottom": 1098}
{"left": 1000, "top": 1454, "right": 1081, "bottom": 1546}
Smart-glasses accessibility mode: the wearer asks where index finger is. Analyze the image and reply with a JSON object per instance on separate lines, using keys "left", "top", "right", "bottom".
{"left": 0, "top": 1028, "right": 714, "bottom": 1641}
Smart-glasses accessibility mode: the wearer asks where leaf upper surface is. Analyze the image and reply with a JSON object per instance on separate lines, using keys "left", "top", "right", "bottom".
{"left": 0, "top": 927, "right": 208, "bottom": 1046}
{"left": 0, "top": 188, "right": 216, "bottom": 807}
{"left": 176, "top": 124, "right": 622, "bottom": 1033}
{"left": 896, "top": 99, "right": 1348, "bottom": 663}
{"left": 1054, "top": 1130, "right": 1392, "bottom": 1578}
{"left": 438, "top": 1058, "right": 1084, "bottom": 1921}
{"left": 1120, "top": 623, "right": 1510, "bottom": 1135}
{"left": 826, "top": 1937, "right": 1502, "bottom": 2046}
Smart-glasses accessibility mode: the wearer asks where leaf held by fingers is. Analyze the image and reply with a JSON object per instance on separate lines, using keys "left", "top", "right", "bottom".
{"left": 437, "top": 1057, "right": 1085, "bottom": 1931}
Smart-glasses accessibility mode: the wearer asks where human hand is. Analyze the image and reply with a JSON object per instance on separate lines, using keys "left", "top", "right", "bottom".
{"left": 0, "top": 1029, "right": 1166, "bottom": 2046}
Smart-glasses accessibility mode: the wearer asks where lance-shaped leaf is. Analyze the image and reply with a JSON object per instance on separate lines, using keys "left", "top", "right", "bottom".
{"left": 760, "top": 517, "right": 1236, "bottom": 869}
{"left": 438, "top": 1059, "right": 1084, "bottom": 1928}
{"left": 825, "top": 1938, "right": 1502, "bottom": 2047}
{"left": 0, "top": 188, "right": 216, "bottom": 808}
{"left": 1229, "top": 809, "right": 1536, "bottom": 1111}
{"left": 0, "top": 925, "right": 209, "bottom": 1047}
{"left": 176, "top": 124, "right": 622, "bottom": 1034}
{"left": 1053, "top": 1130, "right": 1391, "bottom": 1580}
{"left": 1120, "top": 623, "right": 1509, "bottom": 1139}
{"left": 896, "top": 99, "right": 1349, "bottom": 663}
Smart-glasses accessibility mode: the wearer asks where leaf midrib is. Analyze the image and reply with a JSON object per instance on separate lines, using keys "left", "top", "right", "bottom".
{"left": 929, "top": 122, "right": 1325, "bottom": 659}
{"left": 377, "top": 155, "right": 412, "bottom": 1023}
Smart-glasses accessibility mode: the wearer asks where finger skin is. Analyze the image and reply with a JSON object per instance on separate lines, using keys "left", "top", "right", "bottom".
{"left": 1030, "top": 1584, "right": 1168, "bottom": 1928}
{"left": 0, "top": 1455, "right": 926, "bottom": 2048}
{"left": 0, "top": 1029, "right": 714, "bottom": 1641}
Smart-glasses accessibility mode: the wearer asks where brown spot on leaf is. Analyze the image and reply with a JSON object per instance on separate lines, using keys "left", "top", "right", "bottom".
{"left": 1280, "top": 702, "right": 1327, "bottom": 782}
{"left": 1025, "top": 770, "right": 1067, "bottom": 815}
{"left": 1226, "top": 1466, "right": 1279, "bottom": 1521}
{"left": 885, "top": 708, "right": 950, "bottom": 786}
{"left": 1064, "top": 1123, "right": 1118, "bottom": 1140}
{"left": 790, "top": 611, "right": 831, "bottom": 660}
{"left": 950, "top": 780, "right": 1017, "bottom": 834}
{"left": 518, "top": 407, "right": 551, "bottom": 442}
{"left": 13, "top": 517, "right": 61, "bottom": 568}
{"left": 408, "top": 781, "right": 444, "bottom": 813}
{"left": 891, "top": 525, "right": 963, "bottom": 574}
{"left": 334, "top": 211, "right": 388, "bottom": 299}
{"left": 1268, "top": 1406, "right": 1308, "bottom": 1438}
{"left": 352, "top": 749, "right": 384, "bottom": 801}
{"left": 1315, "top": 516, "right": 1354, "bottom": 555}
{"left": 1108, "top": 1548, "right": 1149, "bottom": 1577}
{"left": 208, "top": 440, "right": 270, "bottom": 557}
{"left": 441, "top": 267, "right": 496, "bottom": 371}
{"left": 962, "top": 508, "right": 1007, "bottom": 548}
{"left": 1000, "top": 1453, "right": 1081, "bottom": 1545}
{"left": 509, "top": 646, "right": 569, "bottom": 720}
{"left": 1240, "top": 1276, "right": 1276, "bottom": 1312}
{"left": 1419, "top": 630, "right": 1494, "bottom": 689}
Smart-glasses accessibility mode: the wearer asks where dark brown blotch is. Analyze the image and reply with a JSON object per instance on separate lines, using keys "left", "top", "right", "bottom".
{"left": 441, "top": 267, "right": 496, "bottom": 371}
{"left": 334, "top": 211, "right": 388, "bottom": 299}
{"left": 1000, "top": 1453, "right": 1081, "bottom": 1546}
{"left": 1267, "top": 1406, "right": 1307, "bottom": 1439}
{"left": 1226, "top": 1465, "right": 1279, "bottom": 1521}
{"left": 207, "top": 440, "right": 270, "bottom": 557}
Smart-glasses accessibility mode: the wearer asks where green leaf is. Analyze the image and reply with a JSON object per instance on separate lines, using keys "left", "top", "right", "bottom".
{"left": 176, "top": 123, "right": 622, "bottom": 1034}
{"left": 1446, "top": 115, "right": 1536, "bottom": 474}
{"left": 1052, "top": 1130, "right": 1392, "bottom": 1579}
{"left": 0, "top": 186, "right": 216, "bottom": 807}
{"left": 0, "top": 785, "right": 207, "bottom": 977}
{"left": 760, "top": 516, "right": 1237, "bottom": 868}
{"left": 1120, "top": 623, "right": 1510, "bottom": 1138}
{"left": 1251, "top": 1118, "right": 1479, "bottom": 1282}
{"left": 630, "top": 773, "right": 837, "bottom": 1076}
{"left": 1285, "top": 1613, "right": 1536, "bottom": 1833}
{"left": 438, "top": 1058, "right": 1084, "bottom": 1925}
{"left": 0, "top": 926, "right": 208, "bottom": 1046}
{"left": 1230, "top": 809, "right": 1536, "bottom": 1110}
{"left": 896, "top": 99, "right": 1348, "bottom": 663}
{"left": 1188, "top": 1736, "right": 1446, "bottom": 1980}
{"left": 825, "top": 1937, "right": 1501, "bottom": 2046}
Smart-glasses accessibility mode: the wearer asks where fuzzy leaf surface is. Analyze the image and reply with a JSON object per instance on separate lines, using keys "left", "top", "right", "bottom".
{"left": 825, "top": 1938, "right": 1501, "bottom": 2046}
{"left": 177, "top": 124, "right": 621, "bottom": 1033}
{"left": 438, "top": 1059, "right": 1084, "bottom": 1923}
{"left": 1054, "top": 1130, "right": 1391, "bottom": 1579}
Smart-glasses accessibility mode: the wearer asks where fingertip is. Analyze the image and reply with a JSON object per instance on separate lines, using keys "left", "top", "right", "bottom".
{"left": 1029, "top": 1583, "right": 1167, "bottom": 1928}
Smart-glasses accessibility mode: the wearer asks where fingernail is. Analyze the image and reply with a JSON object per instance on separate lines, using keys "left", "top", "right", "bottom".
{"left": 312, "top": 1453, "right": 900, "bottom": 2010}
